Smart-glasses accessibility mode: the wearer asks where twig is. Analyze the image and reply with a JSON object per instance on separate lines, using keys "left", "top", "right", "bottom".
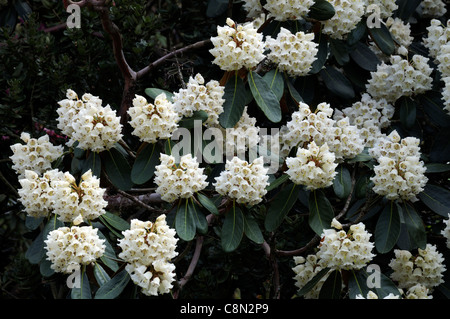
{"left": 274, "top": 235, "right": 321, "bottom": 257}
{"left": 114, "top": 189, "right": 159, "bottom": 212}
{"left": 261, "top": 241, "right": 281, "bottom": 299}
{"left": 335, "top": 166, "right": 357, "bottom": 220}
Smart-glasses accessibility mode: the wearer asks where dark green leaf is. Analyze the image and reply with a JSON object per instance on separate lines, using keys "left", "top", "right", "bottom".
{"left": 248, "top": 71, "right": 282, "bottom": 123}
{"left": 178, "top": 110, "right": 209, "bottom": 129}
{"left": 82, "top": 151, "right": 102, "bottom": 178}
{"left": 429, "top": 129, "right": 450, "bottom": 163}
{"left": 266, "top": 174, "right": 289, "bottom": 192}
{"left": 98, "top": 230, "right": 119, "bottom": 272}
{"left": 93, "top": 262, "right": 111, "bottom": 287}
{"left": 221, "top": 204, "right": 244, "bottom": 252}
{"left": 102, "top": 148, "right": 134, "bottom": 191}
{"left": 197, "top": 192, "right": 219, "bottom": 216}
{"left": 243, "top": 213, "right": 264, "bottom": 245}
{"left": 13, "top": 0, "right": 32, "bottom": 20}
{"left": 94, "top": 269, "right": 131, "bottom": 299}
{"left": 144, "top": 88, "right": 174, "bottom": 102}
{"left": 320, "top": 65, "right": 355, "bottom": 100}
{"left": 206, "top": 0, "right": 228, "bottom": 18}
{"left": 71, "top": 268, "right": 92, "bottom": 299}
{"left": 308, "top": 189, "right": 335, "bottom": 235}
{"left": 330, "top": 38, "right": 350, "bottom": 66}
{"left": 175, "top": 199, "right": 197, "bottom": 241}
{"left": 309, "top": 32, "right": 329, "bottom": 74}
{"left": 265, "top": 183, "right": 300, "bottom": 232}
{"left": 375, "top": 201, "right": 401, "bottom": 254}
{"left": 297, "top": 267, "right": 331, "bottom": 297}
{"left": 347, "top": 20, "right": 367, "bottom": 46}
{"left": 100, "top": 211, "right": 130, "bottom": 232}
{"left": 319, "top": 269, "right": 342, "bottom": 299}
{"left": 425, "top": 163, "right": 450, "bottom": 173}
{"left": 219, "top": 73, "right": 248, "bottom": 128}
{"left": 401, "top": 202, "right": 426, "bottom": 250}
{"left": 348, "top": 269, "right": 370, "bottom": 299}
{"left": 308, "top": 0, "right": 335, "bottom": 20}
{"left": 368, "top": 23, "right": 395, "bottom": 56}
{"left": 399, "top": 96, "right": 417, "bottom": 129}
{"left": 349, "top": 41, "right": 380, "bottom": 72}
{"left": 263, "top": 69, "right": 284, "bottom": 101}
{"left": 418, "top": 184, "right": 450, "bottom": 217}
{"left": 25, "top": 216, "right": 44, "bottom": 231}
{"left": 285, "top": 76, "right": 304, "bottom": 104}
{"left": 333, "top": 165, "right": 352, "bottom": 199}
{"left": 190, "top": 198, "right": 208, "bottom": 235}
{"left": 131, "top": 142, "right": 160, "bottom": 185}
{"left": 420, "top": 93, "right": 450, "bottom": 128}
{"left": 39, "top": 258, "right": 54, "bottom": 278}
{"left": 394, "top": 0, "right": 422, "bottom": 21}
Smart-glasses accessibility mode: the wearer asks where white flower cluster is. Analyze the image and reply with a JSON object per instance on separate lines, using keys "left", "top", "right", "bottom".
{"left": 223, "top": 106, "right": 260, "bottom": 157}
{"left": 389, "top": 244, "right": 446, "bottom": 290}
{"left": 57, "top": 89, "right": 123, "bottom": 152}
{"left": 213, "top": 156, "right": 269, "bottom": 206}
{"left": 44, "top": 225, "right": 105, "bottom": 274}
{"left": 443, "top": 77, "right": 450, "bottom": 115}
{"left": 285, "top": 141, "right": 337, "bottom": 190}
{"left": 241, "top": 0, "right": 263, "bottom": 18}
{"left": 264, "top": 0, "right": 314, "bottom": 21}
{"left": 128, "top": 93, "right": 180, "bottom": 143}
{"left": 366, "top": 55, "right": 433, "bottom": 103}
{"left": 265, "top": 27, "right": 318, "bottom": 77}
{"left": 334, "top": 93, "right": 394, "bottom": 148}
{"left": 117, "top": 215, "right": 178, "bottom": 296}
{"left": 172, "top": 74, "right": 225, "bottom": 127}
{"left": 321, "top": 0, "right": 365, "bottom": 40}
{"left": 154, "top": 154, "right": 208, "bottom": 203}
{"left": 282, "top": 102, "right": 364, "bottom": 161}
{"left": 437, "top": 44, "right": 450, "bottom": 77}
{"left": 10, "top": 132, "right": 64, "bottom": 179}
{"left": 18, "top": 169, "right": 61, "bottom": 219}
{"left": 403, "top": 284, "right": 433, "bottom": 299}
{"left": 210, "top": 18, "right": 265, "bottom": 71}
{"left": 419, "top": 0, "right": 447, "bottom": 18}
{"left": 369, "top": 131, "right": 428, "bottom": 202}
{"left": 423, "top": 19, "right": 450, "bottom": 60}
{"left": 52, "top": 169, "right": 107, "bottom": 225}
{"left": 441, "top": 214, "right": 450, "bottom": 249}
{"left": 292, "top": 255, "right": 332, "bottom": 299}
{"left": 365, "top": 0, "right": 398, "bottom": 19}
{"left": 316, "top": 220, "right": 376, "bottom": 270}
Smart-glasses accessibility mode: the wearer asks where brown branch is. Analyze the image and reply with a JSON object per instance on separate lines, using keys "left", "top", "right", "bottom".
{"left": 274, "top": 235, "right": 321, "bottom": 257}
{"left": 261, "top": 241, "right": 280, "bottom": 299}
{"left": 113, "top": 189, "right": 160, "bottom": 212}
{"left": 136, "top": 39, "right": 212, "bottom": 79}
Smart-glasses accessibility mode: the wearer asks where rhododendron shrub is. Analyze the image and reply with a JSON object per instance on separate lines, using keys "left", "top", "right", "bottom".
{"left": 2, "top": 0, "right": 450, "bottom": 300}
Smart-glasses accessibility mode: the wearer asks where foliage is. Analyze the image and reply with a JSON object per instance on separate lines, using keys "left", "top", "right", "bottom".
{"left": 1, "top": 0, "right": 450, "bottom": 300}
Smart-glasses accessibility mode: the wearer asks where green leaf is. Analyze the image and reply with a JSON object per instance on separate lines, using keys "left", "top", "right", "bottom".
{"left": 39, "top": 258, "right": 54, "bottom": 278}
{"left": 285, "top": 76, "right": 304, "bottom": 104}
{"left": 25, "top": 216, "right": 44, "bottom": 231}
{"left": 71, "top": 268, "right": 92, "bottom": 299}
{"left": 308, "top": 189, "right": 335, "bottom": 236}
{"left": 262, "top": 69, "right": 285, "bottom": 101}
{"left": 297, "top": 267, "right": 331, "bottom": 297}
{"left": 401, "top": 202, "right": 426, "bottom": 250}
{"left": 419, "top": 93, "right": 450, "bottom": 128}
{"left": 348, "top": 269, "right": 370, "bottom": 299}
{"left": 265, "top": 183, "right": 300, "bottom": 232}
{"left": 330, "top": 38, "right": 350, "bottom": 66}
{"left": 175, "top": 199, "right": 197, "bottom": 241}
{"left": 266, "top": 174, "right": 289, "bottom": 192}
{"left": 349, "top": 41, "right": 380, "bottom": 72}
{"left": 206, "top": 0, "right": 228, "bottom": 18}
{"left": 394, "top": 0, "right": 422, "bottom": 21}
{"left": 197, "top": 192, "right": 219, "bottom": 216}
{"left": 219, "top": 73, "right": 248, "bottom": 128}
{"left": 13, "top": 0, "right": 32, "bottom": 20}
{"left": 178, "top": 110, "right": 209, "bottom": 129}
{"left": 333, "top": 165, "right": 352, "bottom": 199}
{"left": 308, "top": 0, "right": 335, "bottom": 20}
{"left": 319, "top": 269, "right": 342, "bottom": 299}
{"left": 100, "top": 211, "right": 130, "bottom": 232}
{"left": 375, "top": 201, "right": 401, "bottom": 254}
{"left": 248, "top": 71, "right": 282, "bottom": 123}
{"left": 425, "top": 163, "right": 450, "bottom": 173}
{"left": 82, "top": 151, "right": 102, "bottom": 178}
{"left": 349, "top": 267, "right": 401, "bottom": 299}
{"left": 131, "top": 142, "right": 160, "bottom": 185}
{"left": 243, "top": 213, "right": 264, "bottom": 245}
{"left": 368, "top": 23, "right": 395, "bottom": 56}
{"left": 418, "top": 184, "right": 450, "bottom": 217}
{"left": 94, "top": 269, "right": 131, "bottom": 299}
{"left": 221, "top": 203, "right": 244, "bottom": 252}
{"left": 191, "top": 198, "right": 208, "bottom": 235}
{"left": 97, "top": 230, "right": 119, "bottom": 272}
{"left": 320, "top": 65, "right": 355, "bottom": 100}
{"left": 309, "top": 32, "right": 329, "bottom": 74}
{"left": 399, "top": 96, "right": 417, "bottom": 129}
{"left": 102, "top": 148, "right": 134, "bottom": 191}
{"left": 347, "top": 20, "right": 367, "bottom": 46}
{"left": 144, "top": 88, "right": 174, "bottom": 102}
{"left": 94, "top": 262, "right": 111, "bottom": 287}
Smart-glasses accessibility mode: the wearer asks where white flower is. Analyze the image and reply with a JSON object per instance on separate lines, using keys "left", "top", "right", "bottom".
{"left": 209, "top": 18, "right": 265, "bottom": 71}
{"left": 264, "top": 0, "right": 314, "bottom": 21}
{"left": 265, "top": 27, "right": 318, "bottom": 77}
{"left": 285, "top": 141, "right": 338, "bottom": 190}
{"left": 419, "top": 0, "right": 447, "bottom": 18}
{"left": 70, "top": 102, "right": 123, "bottom": 152}
{"left": 18, "top": 169, "right": 64, "bottom": 218}
{"left": 422, "top": 19, "right": 450, "bottom": 60}
{"left": 317, "top": 222, "right": 376, "bottom": 270}
{"left": 128, "top": 93, "right": 180, "bottom": 143}
{"left": 443, "top": 77, "right": 450, "bottom": 115}
{"left": 172, "top": 74, "right": 225, "bottom": 127}
{"left": 292, "top": 255, "right": 332, "bottom": 299}
{"left": 389, "top": 244, "right": 446, "bottom": 290}
{"left": 321, "top": 0, "right": 365, "bottom": 40}
{"left": 44, "top": 225, "right": 105, "bottom": 274}
{"left": 369, "top": 131, "right": 428, "bottom": 202}
{"left": 437, "top": 43, "right": 450, "bottom": 77}
{"left": 154, "top": 153, "right": 208, "bottom": 203}
{"left": 118, "top": 215, "right": 178, "bottom": 296}
{"left": 355, "top": 291, "right": 400, "bottom": 299}
{"left": 10, "top": 132, "right": 64, "bottom": 179}
{"left": 441, "top": 214, "right": 450, "bottom": 249}
{"left": 364, "top": 0, "right": 398, "bottom": 19}
{"left": 366, "top": 55, "right": 433, "bottom": 103}
{"left": 241, "top": 0, "right": 264, "bottom": 18}
{"left": 51, "top": 170, "right": 107, "bottom": 225}
{"left": 404, "top": 284, "right": 433, "bottom": 299}
{"left": 213, "top": 156, "right": 269, "bottom": 206}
